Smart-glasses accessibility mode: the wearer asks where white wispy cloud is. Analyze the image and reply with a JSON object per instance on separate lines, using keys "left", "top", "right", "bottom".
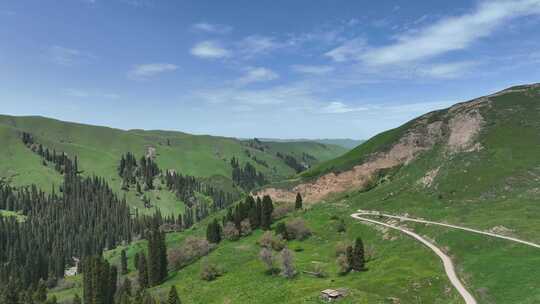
{"left": 417, "top": 61, "right": 478, "bottom": 79}
{"left": 238, "top": 35, "right": 281, "bottom": 58}
{"left": 192, "top": 22, "right": 232, "bottom": 34}
{"left": 195, "top": 83, "right": 316, "bottom": 106}
{"left": 190, "top": 41, "right": 231, "bottom": 59}
{"left": 237, "top": 67, "right": 279, "bottom": 86}
{"left": 320, "top": 101, "right": 368, "bottom": 114}
{"left": 327, "top": 0, "right": 540, "bottom": 66}
{"left": 48, "top": 45, "right": 95, "bottom": 66}
{"left": 324, "top": 38, "right": 367, "bottom": 62}
{"left": 128, "top": 63, "right": 178, "bottom": 79}
{"left": 291, "top": 65, "right": 334, "bottom": 75}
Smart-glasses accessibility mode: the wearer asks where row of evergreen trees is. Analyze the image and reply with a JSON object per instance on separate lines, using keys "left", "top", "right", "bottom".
{"left": 81, "top": 226, "right": 168, "bottom": 304}
{"left": 164, "top": 171, "right": 236, "bottom": 211}
{"left": 118, "top": 152, "right": 160, "bottom": 191}
{"left": 82, "top": 256, "right": 118, "bottom": 304}
{"left": 276, "top": 152, "right": 307, "bottom": 173}
{"left": 0, "top": 171, "right": 135, "bottom": 291}
{"left": 0, "top": 135, "right": 145, "bottom": 294}
{"left": 22, "top": 132, "right": 79, "bottom": 175}
{"left": 230, "top": 157, "right": 266, "bottom": 191}
{"left": 207, "top": 195, "right": 274, "bottom": 243}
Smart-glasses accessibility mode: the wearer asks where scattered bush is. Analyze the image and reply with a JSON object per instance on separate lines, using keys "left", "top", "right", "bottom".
{"left": 168, "top": 237, "right": 215, "bottom": 270}
{"left": 335, "top": 241, "right": 352, "bottom": 257}
{"left": 285, "top": 218, "right": 311, "bottom": 240}
{"left": 275, "top": 222, "right": 289, "bottom": 240}
{"left": 272, "top": 203, "right": 294, "bottom": 220}
{"left": 336, "top": 254, "right": 350, "bottom": 275}
{"left": 365, "top": 245, "right": 376, "bottom": 262}
{"left": 240, "top": 219, "right": 252, "bottom": 236}
{"left": 259, "top": 231, "right": 285, "bottom": 251}
{"left": 259, "top": 248, "right": 278, "bottom": 275}
{"left": 200, "top": 260, "right": 223, "bottom": 281}
{"left": 280, "top": 248, "right": 296, "bottom": 279}
{"left": 223, "top": 222, "right": 240, "bottom": 241}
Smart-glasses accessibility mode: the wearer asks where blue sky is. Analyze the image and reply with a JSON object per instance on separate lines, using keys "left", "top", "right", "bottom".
{"left": 1, "top": 0, "right": 540, "bottom": 139}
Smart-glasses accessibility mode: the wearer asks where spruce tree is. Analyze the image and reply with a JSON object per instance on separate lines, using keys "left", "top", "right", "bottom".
{"left": 109, "top": 265, "right": 118, "bottom": 304}
{"left": 158, "top": 231, "right": 168, "bottom": 282}
{"left": 351, "top": 237, "right": 365, "bottom": 271}
{"left": 133, "top": 252, "right": 140, "bottom": 271}
{"left": 206, "top": 219, "right": 222, "bottom": 244}
{"left": 345, "top": 245, "right": 354, "bottom": 273}
{"left": 120, "top": 249, "right": 128, "bottom": 275}
{"left": 295, "top": 193, "right": 303, "bottom": 210}
{"left": 137, "top": 254, "right": 149, "bottom": 289}
{"left": 167, "top": 286, "right": 181, "bottom": 304}
{"left": 147, "top": 228, "right": 167, "bottom": 286}
{"left": 261, "top": 195, "right": 274, "bottom": 230}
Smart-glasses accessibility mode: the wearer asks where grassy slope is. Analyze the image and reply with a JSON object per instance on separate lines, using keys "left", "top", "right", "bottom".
{"left": 0, "top": 115, "right": 346, "bottom": 215}
{"left": 19, "top": 85, "right": 540, "bottom": 303}
{"left": 322, "top": 86, "right": 540, "bottom": 303}
{"left": 51, "top": 203, "right": 462, "bottom": 304}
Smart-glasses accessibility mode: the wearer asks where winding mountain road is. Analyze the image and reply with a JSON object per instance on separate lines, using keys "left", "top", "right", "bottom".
{"left": 350, "top": 210, "right": 540, "bottom": 304}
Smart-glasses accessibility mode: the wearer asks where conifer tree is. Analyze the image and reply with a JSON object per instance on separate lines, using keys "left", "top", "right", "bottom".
{"left": 120, "top": 249, "right": 128, "bottom": 275}
{"left": 137, "top": 254, "right": 149, "bottom": 289}
{"left": 206, "top": 219, "right": 222, "bottom": 244}
{"left": 351, "top": 237, "right": 365, "bottom": 271}
{"left": 147, "top": 228, "right": 167, "bottom": 286}
{"left": 345, "top": 245, "right": 354, "bottom": 273}
{"left": 295, "top": 193, "right": 303, "bottom": 210}
{"left": 261, "top": 195, "right": 274, "bottom": 230}
{"left": 109, "top": 265, "right": 118, "bottom": 303}
{"left": 167, "top": 286, "right": 181, "bottom": 304}
{"left": 133, "top": 253, "right": 140, "bottom": 272}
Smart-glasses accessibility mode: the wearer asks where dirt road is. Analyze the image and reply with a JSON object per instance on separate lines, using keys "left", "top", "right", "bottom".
{"left": 351, "top": 210, "right": 540, "bottom": 304}
{"left": 351, "top": 212, "right": 478, "bottom": 304}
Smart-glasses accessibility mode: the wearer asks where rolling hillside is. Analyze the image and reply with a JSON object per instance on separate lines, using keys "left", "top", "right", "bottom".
{"left": 253, "top": 83, "right": 540, "bottom": 303}
{"left": 48, "top": 84, "right": 540, "bottom": 303}
{"left": 0, "top": 115, "right": 347, "bottom": 215}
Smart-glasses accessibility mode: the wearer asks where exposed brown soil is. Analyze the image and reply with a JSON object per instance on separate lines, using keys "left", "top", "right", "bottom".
{"left": 258, "top": 95, "right": 491, "bottom": 203}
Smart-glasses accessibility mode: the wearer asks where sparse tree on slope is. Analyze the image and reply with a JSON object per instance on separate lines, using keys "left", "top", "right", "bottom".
{"left": 120, "top": 249, "right": 128, "bottom": 275}
{"left": 351, "top": 237, "right": 365, "bottom": 271}
{"left": 167, "top": 286, "right": 181, "bottom": 304}
{"left": 295, "top": 193, "right": 303, "bottom": 210}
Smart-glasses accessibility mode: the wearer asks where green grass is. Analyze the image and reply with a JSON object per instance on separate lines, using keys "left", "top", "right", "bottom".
{"left": 14, "top": 85, "right": 540, "bottom": 303}
{"left": 51, "top": 203, "right": 462, "bottom": 304}
{"left": 0, "top": 115, "right": 346, "bottom": 215}
{"left": 0, "top": 209, "right": 27, "bottom": 222}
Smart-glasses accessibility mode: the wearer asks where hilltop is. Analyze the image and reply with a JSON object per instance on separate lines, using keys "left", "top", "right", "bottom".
{"left": 0, "top": 115, "right": 347, "bottom": 215}
{"left": 44, "top": 83, "right": 540, "bottom": 303}
{"left": 257, "top": 138, "right": 365, "bottom": 149}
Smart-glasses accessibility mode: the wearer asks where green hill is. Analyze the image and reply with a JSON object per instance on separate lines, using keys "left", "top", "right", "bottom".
{"left": 0, "top": 115, "right": 346, "bottom": 215}
{"left": 6, "top": 84, "right": 540, "bottom": 304}
{"left": 252, "top": 83, "right": 540, "bottom": 303}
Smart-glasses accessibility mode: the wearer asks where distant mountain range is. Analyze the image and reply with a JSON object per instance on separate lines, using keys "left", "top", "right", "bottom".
{"left": 256, "top": 138, "right": 365, "bottom": 149}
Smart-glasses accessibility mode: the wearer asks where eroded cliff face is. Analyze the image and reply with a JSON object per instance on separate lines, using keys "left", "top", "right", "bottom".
{"left": 256, "top": 95, "right": 490, "bottom": 203}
